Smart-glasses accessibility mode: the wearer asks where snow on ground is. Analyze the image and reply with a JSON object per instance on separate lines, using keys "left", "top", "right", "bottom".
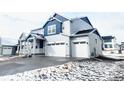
{"left": 0, "top": 59, "right": 124, "bottom": 81}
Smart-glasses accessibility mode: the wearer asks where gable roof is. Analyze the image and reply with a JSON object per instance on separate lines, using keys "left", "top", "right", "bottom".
{"left": 19, "top": 33, "right": 28, "bottom": 41}
{"left": 102, "top": 36, "right": 115, "bottom": 40}
{"left": 80, "top": 17, "right": 93, "bottom": 27}
{"left": 31, "top": 28, "right": 44, "bottom": 35}
{"left": 93, "top": 29, "right": 101, "bottom": 37}
{"left": 70, "top": 16, "right": 93, "bottom": 27}
{"left": 26, "top": 33, "right": 45, "bottom": 41}
{"left": 43, "top": 13, "right": 69, "bottom": 28}
{"left": 74, "top": 28, "right": 102, "bottom": 39}
{"left": 52, "top": 13, "right": 68, "bottom": 22}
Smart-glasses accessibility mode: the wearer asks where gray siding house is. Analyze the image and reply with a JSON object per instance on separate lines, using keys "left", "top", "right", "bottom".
{"left": 18, "top": 13, "right": 102, "bottom": 58}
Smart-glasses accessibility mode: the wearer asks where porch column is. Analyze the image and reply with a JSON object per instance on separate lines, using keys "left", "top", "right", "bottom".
{"left": 24, "top": 41, "right": 26, "bottom": 55}
{"left": 27, "top": 40, "right": 29, "bottom": 55}
{"left": 19, "top": 40, "right": 22, "bottom": 55}
{"left": 27, "top": 40, "right": 31, "bottom": 56}
{"left": 17, "top": 44, "right": 20, "bottom": 55}
{"left": 33, "top": 37, "right": 36, "bottom": 55}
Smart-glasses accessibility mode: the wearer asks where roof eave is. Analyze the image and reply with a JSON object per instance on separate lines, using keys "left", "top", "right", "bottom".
{"left": 70, "top": 34, "right": 89, "bottom": 37}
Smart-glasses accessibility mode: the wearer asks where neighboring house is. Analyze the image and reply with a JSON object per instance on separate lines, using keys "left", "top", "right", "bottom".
{"left": 121, "top": 42, "right": 124, "bottom": 54}
{"left": 102, "top": 36, "right": 119, "bottom": 53}
{"left": 121, "top": 42, "right": 124, "bottom": 50}
{"left": 17, "top": 33, "right": 28, "bottom": 54}
{"left": 0, "top": 37, "right": 17, "bottom": 56}
{"left": 18, "top": 13, "right": 102, "bottom": 58}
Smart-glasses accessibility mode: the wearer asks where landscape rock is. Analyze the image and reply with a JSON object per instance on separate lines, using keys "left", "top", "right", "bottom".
{"left": 0, "top": 60, "right": 124, "bottom": 81}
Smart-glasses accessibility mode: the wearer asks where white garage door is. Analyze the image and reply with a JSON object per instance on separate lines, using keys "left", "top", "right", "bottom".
{"left": 2, "top": 47, "right": 12, "bottom": 55}
{"left": 45, "top": 42, "right": 66, "bottom": 57}
{"left": 71, "top": 41, "right": 89, "bottom": 58}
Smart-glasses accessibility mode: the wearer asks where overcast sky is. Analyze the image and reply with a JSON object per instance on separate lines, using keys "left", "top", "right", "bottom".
{"left": 0, "top": 12, "right": 123, "bottom": 44}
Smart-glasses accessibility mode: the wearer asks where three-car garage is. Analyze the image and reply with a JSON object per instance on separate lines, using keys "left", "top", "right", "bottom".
{"left": 45, "top": 36, "right": 90, "bottom": 58}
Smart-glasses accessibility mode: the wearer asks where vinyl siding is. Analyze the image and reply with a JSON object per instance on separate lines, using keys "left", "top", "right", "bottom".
{"left": 44, "top": 20, "right": 62, "bottom": 36}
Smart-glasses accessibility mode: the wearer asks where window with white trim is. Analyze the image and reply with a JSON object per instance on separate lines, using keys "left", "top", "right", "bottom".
{"left": 48, "top": 24, "right": 56, "bottom": 35}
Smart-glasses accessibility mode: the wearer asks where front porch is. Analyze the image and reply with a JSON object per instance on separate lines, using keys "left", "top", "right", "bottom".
{"left": 18, "top": 34, "right": 45, "bottom": 56}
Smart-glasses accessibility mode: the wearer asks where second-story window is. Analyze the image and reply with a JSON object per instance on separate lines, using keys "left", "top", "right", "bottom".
{"left": 48, "top": 24, "right": 56, "bottom": 35}
{"left": 104, "top": 39, "right": 112, "bottom": 42}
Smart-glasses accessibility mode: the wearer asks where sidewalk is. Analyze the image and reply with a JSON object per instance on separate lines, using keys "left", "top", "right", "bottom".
{"left": 102, "top": 52, "right": 124, "bottom": 60}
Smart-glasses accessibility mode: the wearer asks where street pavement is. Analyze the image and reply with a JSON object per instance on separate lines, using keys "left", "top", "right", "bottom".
{"left": 0, "top": 55, "right": 80, "bottom": 76}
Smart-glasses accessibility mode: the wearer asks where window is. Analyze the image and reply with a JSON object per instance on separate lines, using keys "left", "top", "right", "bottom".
{"left": 109, "top": 44, "right": 113, "bottom": 48}
{"left": 36, "top": 45, "right": 38, "bottom": 49}
{"left": 105, "top": 44, "right": 108, "bottom": 48}
{"left": 104, "top": 44, "right": 113, "bottom": 48}
{"left": 7, "top": 47, "right": 11, "bottom": 49}
{"left": 95, "top": 39, "right": 97, "bottom": 44}
{"left": 56, "top": 43, "right": 60, "bottom": 45}
{"left": 104, "top": 39, "right": 112, "bottom": 42}
{"left": 47, "top": 42, "right": 65, "bottom": 46}
{"left": 52, "top": 43, "right": 55, "bottom": 45}
{"left": 73, "top": 42, "right": 79, "bottom": 44}
{"left": 47, "top": 44, "right": 51, "bottom": 46}
{"left": 48, "top": 24, "right": 56, "bottom": 35}
{"left": 60, "top": 43, "right": 65, "bottom": 45}
{"left": 80, "top": 41, "right": 86, "bottom": 44}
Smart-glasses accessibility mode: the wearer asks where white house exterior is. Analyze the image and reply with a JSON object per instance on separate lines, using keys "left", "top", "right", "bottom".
{"left": 102, "top": 36, "right": 119, "bottom": 54}
{"left": 17, "top": 33, "right": 28, "bottom": 55}
{"left": 18, "top": 13, "right": 102, "bottom": 58}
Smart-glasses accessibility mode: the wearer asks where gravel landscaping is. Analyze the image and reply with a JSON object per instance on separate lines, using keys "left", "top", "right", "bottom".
{"left": 0, "top": 59, "right": 124, "bottom": 81}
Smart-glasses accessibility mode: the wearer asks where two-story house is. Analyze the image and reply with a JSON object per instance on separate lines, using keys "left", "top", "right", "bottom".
{"left": 18, "top": 13, "right": 102, "bottom": 58}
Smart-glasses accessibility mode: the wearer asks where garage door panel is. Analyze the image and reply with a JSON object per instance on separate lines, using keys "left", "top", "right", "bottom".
{"left": 3, "top": 47, "right": 12, "bottom": 55}
{"left": 71, "top": 41, "right": 89, "bottom": 58}
{"left": 45, "top": 42, "right": 66, "bottom": 57}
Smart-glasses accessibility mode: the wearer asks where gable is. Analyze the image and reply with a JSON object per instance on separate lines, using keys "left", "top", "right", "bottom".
{"left": 53, "top": 13, "right": 68, "bottom": 22}
{"left": 80, "top": 17, "right": 93, "bottom": 27}
{"left": 43, "top": 13, "right": 68, "bottom": 28}
{"left": 31, "top": 28, "right": 44, "bottom": 35}
{"left": 43, "top": 19, "right": 62, "bottom": 36}
{"left": 19, "top": 33, "right": 24, "bottom": 39}
{"left": 26, "top": 33, "right": 45, "bottom": 41}
{"left": 92, "top": 30, "right": 102, "bottom": 40}
{"left": 93, "top": 30, "right": 101, "bottom": 37}
{"left": 43, "top": 18, "right": 62, "bottom": 28}
{"left": 19, "top": 33, "right": 28, "bottom": 41}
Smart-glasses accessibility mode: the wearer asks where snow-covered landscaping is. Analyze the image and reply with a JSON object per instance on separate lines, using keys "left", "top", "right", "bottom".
{"left": 0, "top": 59, "right": 124, "bottom": 81}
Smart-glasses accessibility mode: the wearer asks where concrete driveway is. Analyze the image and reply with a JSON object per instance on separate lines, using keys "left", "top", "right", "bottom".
{"left": 0, "top": 55, "right": 80, "bottom": 76}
